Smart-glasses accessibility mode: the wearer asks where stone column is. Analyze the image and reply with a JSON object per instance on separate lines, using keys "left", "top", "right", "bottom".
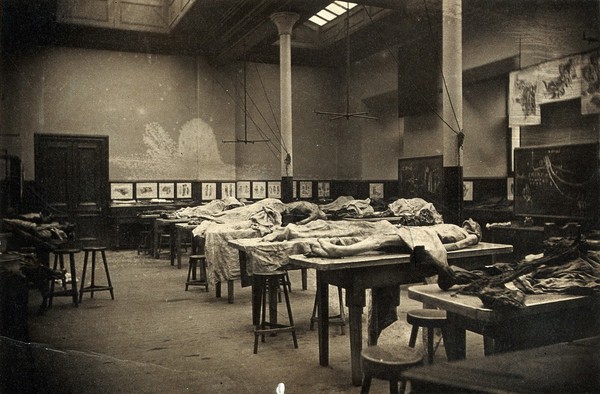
{"left": 271, "top": 12, "right": 299, "bottom": 202}
{"left": 441, "top": 0, "right": 463, "bottom": 224}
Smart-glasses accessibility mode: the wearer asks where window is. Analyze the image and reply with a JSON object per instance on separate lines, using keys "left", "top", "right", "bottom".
{"left": 306, "top": 2, "right": 356, "bottom": 28}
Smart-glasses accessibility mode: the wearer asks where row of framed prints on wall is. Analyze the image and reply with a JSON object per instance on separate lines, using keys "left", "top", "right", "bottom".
{"left": 110, "top": 180, "right": 353, "bottom": 201}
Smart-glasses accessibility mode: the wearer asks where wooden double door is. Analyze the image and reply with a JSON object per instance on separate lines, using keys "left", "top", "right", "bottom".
{"left": 34, "top": 134, "right": 109, "bottom": 243}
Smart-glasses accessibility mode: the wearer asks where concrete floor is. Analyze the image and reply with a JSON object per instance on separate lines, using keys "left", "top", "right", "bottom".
{"left": 2, "top": 250, "right": 486, "bottom": 393}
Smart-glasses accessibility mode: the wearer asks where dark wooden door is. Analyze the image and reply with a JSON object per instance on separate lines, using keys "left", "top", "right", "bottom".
{"left": 34, "top": 134, "right": 109, "bottom": 243}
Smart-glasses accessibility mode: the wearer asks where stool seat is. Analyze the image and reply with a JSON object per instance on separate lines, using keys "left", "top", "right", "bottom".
{"left": 407, "top": 309, "right": 447, "bottom": 365}
{"left": 361, "top": 345, "right": 424, "bottom": 394}
{"left": 79, "top": 246, "right": 114, "bottom": 302}
{"left": 253, "top": 270, "right": 298, "bottom": 354}
{"left": 185, "top": 254, "right": 209, "bottom": 292}
{"left": 54, "top": 248, "right": 81, "bottom": 254}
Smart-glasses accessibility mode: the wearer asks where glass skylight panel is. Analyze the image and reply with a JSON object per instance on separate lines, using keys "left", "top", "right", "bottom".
{"left": 316, "top": 9, "right": 337, "bottom": 21}
{"left": 309, "top": 15, "right": 328, "bottom": 26}
{"left": 334, "top": 1, "right": 357, "bottom": 10}
{"left": 325, "top": 3, "right": 346, "bottom": 15}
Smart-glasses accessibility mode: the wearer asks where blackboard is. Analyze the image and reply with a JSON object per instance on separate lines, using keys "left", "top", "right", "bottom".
{"left": 398, "top": 155, "right": 444, "bottom": 209}
{"left": 514, "top": 142, "right": 599, "bottom": 220}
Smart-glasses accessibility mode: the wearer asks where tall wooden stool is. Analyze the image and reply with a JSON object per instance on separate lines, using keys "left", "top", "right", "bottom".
{"left": 79, "top": 246, "right": 115, "bottom": 302}
{"left": 185, "top": 254, "right": 209, "bottom": 291}
{"left": 310, "top": 285, "right": 346, "bottom": 335}
{"left": 49, "top": 248, "right": 80, "bottom": 307}
{"left": 360, "top": 345, "right": 424, "bottom": 394}
{"left": 253, "top": 271, "right": 298, "bottom": 354}
{"left": 407, "top": 309, "right": 447, "bottom": 364}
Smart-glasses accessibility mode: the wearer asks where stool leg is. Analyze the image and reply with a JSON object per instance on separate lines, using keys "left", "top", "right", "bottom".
{"left": 310, "top": 289, "right": 318, "bottom": 331}
{"left": 360, "top": 376, "right": 372, "bottom": 394}
{"left": 281, "top": 276, "right": 298, "bottom": 349}
{"left": 79, "top": 251, "right": 90, "bottom": 303}
{"left": 261, "top": 279, "right": 268, "bottom": 343}
{"left": 49, "top": 254, "right": 59, "bottom": 308}
{"left": 90, "top": 251, "right": 96, "bottom": 299}
{"left": 185, "top": 259, "right": 193, "bottom": 291}
{"left": 68, "top": 253, "right": 78, "bottom": 307}
{"left": 408, "top": 325, "right": 419, "bottom": 348}
{"left": 101, "top": 250, "right": 114, "bottom": 300}
{"left": 427, "top": 327, "right": 434, "bottom": 364}
{"left": 389, "top": 378, "right": 399, "bottom": 394}
{"left": 253, "top": 276, "right": 264, "bottom": 354}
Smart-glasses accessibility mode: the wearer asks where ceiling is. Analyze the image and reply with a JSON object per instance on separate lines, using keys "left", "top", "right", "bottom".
{"left": 2, "top": 1, "right": 584, "bottom": 68}
{"left": 1, "top": 0, "right": 445, "bottom": 68}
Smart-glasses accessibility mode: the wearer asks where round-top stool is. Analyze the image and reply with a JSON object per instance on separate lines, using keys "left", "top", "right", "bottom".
{"left": 185, "top": 254, "right": 209, "bottom": 291}
{"left": 407, "top": 309, "right": 447, "bottom": 364}
{"left": 49, "top": 248, "right": 81, "bottom": 307}
{"left": 310, "top": 285, "right": 346, "bottom": 335}
{"left": 253, "top": 271, "right": 298, "bottom": 354}
{"left": 360, "top": 345, "right": 424, "bottom": 394}
{"left": 79, "top": 246, "right": 115, "bottom": 302}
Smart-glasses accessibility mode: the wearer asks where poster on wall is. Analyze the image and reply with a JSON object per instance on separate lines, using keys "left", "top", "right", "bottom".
{"left": 369, "top": 183, "right": 384, "bottom": 199}
{"left": 252, "top": 182, "right": 266, "bottom": 199}
{"left": 267, "top": 181, "right": 281, "bottom": 199}
{"left": 581, "top": 49, "right": 600, "bottom": 115}
{"left": 237, "top": 181, "right": 251, "bottom": 199}
{"left": 507, "top": 177, "right": 514, "bottom": 201}
{"left": 509, "top": 69, "right": 541, "bottom": 126}
{"left": 110, "top": 183, "right": 134, "bottom": 200}
{"left": 317, "top": 182, "right": 330, "bottom": 198}
{"left": 176, "top": 182, "right": 192, "bottom": 199}
{"left": 202, "top": 183, "right": 217, "bottom": 200}
{"left": 222, "top": 182, "right": 236, "bottom": 198}
{"left": 463, "top": 181, "right": 473, "bottom": 202}
{"left": 136, "top": 182, "right": 158, "bottom": 199}
{"left": 299, "top": 181, "right": 313, "bottom": 199}
{"left": 158, "top": 183, "right": 175, "bottom": 199}
{"left": 536, "top": 55, "right": 581, "bottom": 105}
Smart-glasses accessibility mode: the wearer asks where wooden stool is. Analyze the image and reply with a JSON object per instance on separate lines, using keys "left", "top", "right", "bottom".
{"left": 79, "top": 246, "right": 115, "bottom": 302}
{"left": 310, "top": 285, "right": 346, "bottom": 335}
{"left": 360, "top": 345, "right": 424, "bottom": 394}
{"left": 185, "top": 254, "right": 209, "bottom": 291}
{"left": 137, "top": 230, "right": 152, "bottom": 255}
{"left": 49, "top": 248, "right": 80, "bottom": 307}
{"left": 407, "top": 309, "right": 447, "bottom": 364}
{"left": 157, "top": 233, "right": 171, "bottom": 257}
{"left": 253, "top": 271, "right": 298, "bottom": 354}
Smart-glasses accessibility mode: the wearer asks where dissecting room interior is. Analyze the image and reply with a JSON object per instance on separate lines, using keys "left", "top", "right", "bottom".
{"left": 1, "top": 0, "right": 599, "bottom": 393}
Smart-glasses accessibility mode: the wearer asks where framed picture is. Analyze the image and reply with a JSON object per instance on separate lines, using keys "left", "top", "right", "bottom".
{"left": 158, "top": 182, "right": 175, "bottom": 199}
{"left": 252, "top": 181, "right": 266, "bottom": 199}
{"left": 176, "top": 182, "right": 192, "bottom": 199}
{"left": 202, "top": 182, "right": 217, "bottom": 200}
{"left": 110, "top": 182, "right": 133, "bottom": 200}
{"left": 267, "top": 181, "right": 281, "bottom": 199}
{"left": 299, "top": 181, "right": 313, "bottom": 199}
{"left": 369, "top": 183, "right": 384, "bottom": 199}
{"left": 463, "top": 181, "right": 474, "bottom": 202}
{"left": 317, "top": 181, "right": 330, "bottom": 198}
{"left": 237, "top": 181, "right": 251, "bottom": 199}
{"left": 507, "top": 177, "right": 514, "bottom": 201}
{"left": 221, "top": 182, "right": 236, "bottom": 198}
{"left": 398, "top": 155, "right": 443, "bottom": 205}
{"left": 136, "top": 182, "right": 158, "bottom": 199}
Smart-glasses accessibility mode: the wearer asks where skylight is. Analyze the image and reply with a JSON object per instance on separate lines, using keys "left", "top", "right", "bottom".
{"left": 307, "top": 2, "right": 357, "bottom": 27}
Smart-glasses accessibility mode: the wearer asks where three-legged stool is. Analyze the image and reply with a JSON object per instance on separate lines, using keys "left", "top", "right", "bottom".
{"left": 360, "top": 345, "right": 424, "bottom": 394}
{"left": 253, "top": 271, "right": 298, "bottom": 354}
{"left": 185, "top": 254, "right": 209, "bottom": 291}
{"left": 310, "top": 285, "right": 346, "bottom": 335}
{"left": 407, "top": 309, "right": 447, "bottom": 364}
{"left": 49, "top": 248, "right": 81, "bottom": 307}
{"left": 79, "top": 246, "right": 115, "bottom": 302}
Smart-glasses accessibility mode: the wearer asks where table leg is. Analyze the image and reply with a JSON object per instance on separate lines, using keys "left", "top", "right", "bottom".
{"left": 443, "top": 312, "right": 467, "bottom": 361}
{"left": 252, "top": 276, "right": 261, "bottom": 326}
{"left": 153, "top": 221, "right": 159, "bottom": 259}
{"left": 170, "top": 225, "right": 176, "bottom": 267}
{"left": 176, "top": 227, "right": 182, "bottom": 269}
{"left": 227, "top": 280, "right": 235, "bottom": 304}
{"left": 346, "top": 286, "right": 365, "bottom": 387}
{"left": 317, "top": 271, "right": 329, "bottom": 367}
{"left": 216, "top": 281, "right": 221, "bottom": 298}
{"left": 301, "top": 268, "right": 307, "bottom": 290}
{"left": 268, "top": 276, "right": 278, "bottom": 327}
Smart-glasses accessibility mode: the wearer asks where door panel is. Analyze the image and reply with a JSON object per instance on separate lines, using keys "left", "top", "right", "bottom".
{"left": 34, "top": 134, "right": 109, "bottom": 243}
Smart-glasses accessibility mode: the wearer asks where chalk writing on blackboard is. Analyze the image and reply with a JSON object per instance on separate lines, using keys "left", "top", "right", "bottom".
{"left": 514, "top": 143, "right": 599, "bottom": 220}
